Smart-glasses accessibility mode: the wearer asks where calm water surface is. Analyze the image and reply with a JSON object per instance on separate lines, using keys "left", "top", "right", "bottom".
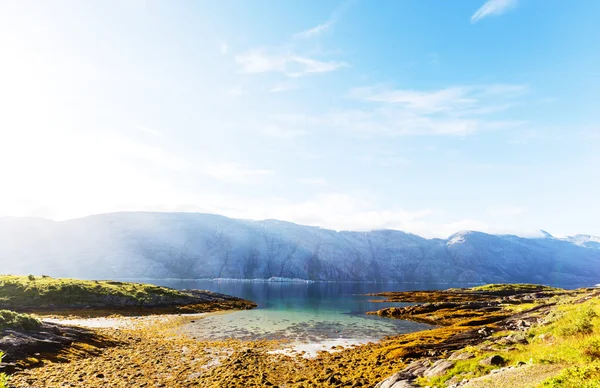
{"left": 139, "top": 280, "right": 475, "bottom": 343}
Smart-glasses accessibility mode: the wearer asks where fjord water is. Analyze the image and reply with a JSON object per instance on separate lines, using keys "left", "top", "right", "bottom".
{"left": 147, "top": 280, "right": 471, "bottom": 344}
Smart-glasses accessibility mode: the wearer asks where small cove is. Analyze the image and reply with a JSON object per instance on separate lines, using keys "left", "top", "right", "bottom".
{"left": 140, "top": 280, "right": 474, "bottom": 345}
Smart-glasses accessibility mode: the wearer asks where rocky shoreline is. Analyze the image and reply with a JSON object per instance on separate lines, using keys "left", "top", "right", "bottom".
{"left": 3, "top": 284, "right": 599, "bottom": 387}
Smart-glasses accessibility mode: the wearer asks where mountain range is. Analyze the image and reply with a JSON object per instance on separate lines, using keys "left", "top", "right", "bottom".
{"left": 1, "top": 212, "right": 599, "bottom": 285}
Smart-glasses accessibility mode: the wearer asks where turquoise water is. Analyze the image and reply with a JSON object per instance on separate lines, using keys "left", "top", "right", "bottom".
{"left": 144, "top": 280, "right": 471, "bottom": 343}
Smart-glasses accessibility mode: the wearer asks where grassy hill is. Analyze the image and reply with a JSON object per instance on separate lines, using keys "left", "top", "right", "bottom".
{"left": 0, "top": 275, "right": 256, "bottom": 314}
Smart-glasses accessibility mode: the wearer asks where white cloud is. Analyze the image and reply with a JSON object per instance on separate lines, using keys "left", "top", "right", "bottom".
{"left": 0, "top": 129, "right": 190, "bottom": 220}
{"left": 227, "top": 86, "right": 246, "bottom": 97}
{"left": 259, "top": 124, "right": 308, "bottom": 140}
{"left": 287, "top": 56, "right": 348, "bottom": 77}
{"left": 203, "top": 163, "right": 273, "bottom": 184}
{"left": 235, "top": 49, "right": 347, "bottom": 77}
{"left": 99, "top": 136, "right": 189, "bottom": 170}
{"left": 297, "top": 178, "right": 328, "bottom": 186}
{"left": 270, "top": 82, "right": 298, "bottom": 93}
{"left": 359, "top": 154, "right": 411, "bottom": 167}
{"left": 294, "top": 19, "right": 335, "bottom": 39}
{"left": 350, "top": 84, "right": 527, "bottom": 113}
{"left": 220, "top": 42, "right": 229, "bottom": 55}
{"left": 206, "top": 192, "right": 437, "bottom": 234}
{"left": 486, "top": 205, "right": 524, "bottom": 217}
{"left": 190, "top": 192, "right": 540, "bottom": 238}
{"left": 471, "top": 0, "right": 518, "bottom": 23}
{"left": 235, "top": 50, "right": 287, "bottom": 73}
{"left": 270, "top": 106, "right": 520, "bottom": 137}
{"left": 293, "top": 0, "right": 355, "bottom": 39}
{"left": 135, "top": 125, "right": 162, "bottom": 137}
{"left": 316, "top": 83, "right": 529, "bottom": 136}
{"left": 351, "top": 86, "right": 473, "bottom": 113}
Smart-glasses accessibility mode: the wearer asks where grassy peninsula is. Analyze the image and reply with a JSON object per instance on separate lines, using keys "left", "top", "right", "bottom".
{"left": 0, "top": 275, "right": 256, "bottom": 314}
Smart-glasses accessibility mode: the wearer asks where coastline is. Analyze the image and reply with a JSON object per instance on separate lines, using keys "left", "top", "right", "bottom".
{"left": 6, "top": 284, "right": 600, "bottom": 387}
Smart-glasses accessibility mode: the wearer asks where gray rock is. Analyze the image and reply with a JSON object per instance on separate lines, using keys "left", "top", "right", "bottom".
{"left": 497, "top": 333, "right": 528, "bottom": 345}
{"left": 402, "top": 358, "right": 432, "bottom": 378}
{"left": 445, "top": 375, "right": 466, "bottom": 387}
{"left": 375, "top": 372, "right": 403, "bottom": 388}
{"left": 448, "top": 351, "right": 474, "bottom": 360}
{"left": 423, "top": 359, "right": 454, "bottom": 377}
{"left": 391, "top": 381, "right": 419, "bottom": 388}
{"left": 375, "top": 361, "right": 433, "bottom": 388}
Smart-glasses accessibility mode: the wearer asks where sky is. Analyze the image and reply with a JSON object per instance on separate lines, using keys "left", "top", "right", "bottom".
{"left": 0, "top": 0, "right": 599, "bottom": 238}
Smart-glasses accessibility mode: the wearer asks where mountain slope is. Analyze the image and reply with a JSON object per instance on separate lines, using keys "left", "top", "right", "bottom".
{"left": 1, "top": 212, "right": 599, "bottom": 285}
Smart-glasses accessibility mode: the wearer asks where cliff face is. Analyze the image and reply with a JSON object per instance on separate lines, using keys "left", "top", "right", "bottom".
{"left": 1, "top": 212, "right": 599, "bottom": 285}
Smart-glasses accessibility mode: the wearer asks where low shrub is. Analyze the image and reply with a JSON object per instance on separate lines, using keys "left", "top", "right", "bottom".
{"left": 583, "top": 339, "right": 600, "bottom": 359}
{"left": 0, "top": 310, "right": 41, "bottom": 330}
{"left": 559, "top": 308, "right": 597, "bottom": 337}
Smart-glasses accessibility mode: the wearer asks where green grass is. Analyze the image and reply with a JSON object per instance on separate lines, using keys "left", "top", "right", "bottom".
{"left": 0, "top": 310, "right": 40, "bottom": 330}
{"left": 418, "top": 291, "right": 600, "bottom": 387}
{"left": 0, "top": 275, "right": 197, "bottom": 310}
{"left": 542, "top": 362, "right": 600, "bottom": 387}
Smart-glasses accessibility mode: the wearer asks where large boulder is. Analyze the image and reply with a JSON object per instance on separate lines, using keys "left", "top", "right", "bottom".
{"left": 423, "top": 359, "right": 454, "bottom": 377}
{"left": 480, "top": 355, "right": 506, "bottom": 366}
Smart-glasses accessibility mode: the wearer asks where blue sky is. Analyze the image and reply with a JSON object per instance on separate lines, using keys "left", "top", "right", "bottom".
{"left": 1, "top": 0, "right": 599, "bottom": 238}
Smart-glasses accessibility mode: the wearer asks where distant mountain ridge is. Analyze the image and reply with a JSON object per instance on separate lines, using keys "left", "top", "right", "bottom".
{"left": 1, "top": 212, "right": 599, "bottom": 285}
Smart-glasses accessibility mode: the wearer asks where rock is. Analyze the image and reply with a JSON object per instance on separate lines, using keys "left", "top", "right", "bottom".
{"left": 374, "top": 374, "right": 419, "bottom": 388}
{"left": 445, "top": 375, "right": 466, "bottom": 387}
{"left": 376, "top": 358, "right": 433, "bottom": 387}
{"left": 538, "top": 333, "right": 554, "bottom": 342}
{"left": 448, "top": 351, "right": 474, "bottom": 360}
{"left": 423, "top": 359, "right": 454, "bottom": 377}
{"left": 497, "top": 333, "right": 527, "bottom": 345}
{"left": 375, "top": 372, "right": 403, "bottom": 388}
{"left": 402, "top": 359, "right": 432, "bottom": 378}
{"left": 391, "top": 381, "right": 419, "bottom": 388}
{"left": 479, "top": 355, "right": 506, "bottom": 366}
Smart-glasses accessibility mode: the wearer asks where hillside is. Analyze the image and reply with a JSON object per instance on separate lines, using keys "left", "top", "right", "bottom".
{"left": 1, "top": 212, "right": 599, "bottom": 284}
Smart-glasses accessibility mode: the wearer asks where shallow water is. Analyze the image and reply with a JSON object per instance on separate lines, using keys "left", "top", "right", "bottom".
{"left": 140, "top": 280, "right": 472, "bottom": 343}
